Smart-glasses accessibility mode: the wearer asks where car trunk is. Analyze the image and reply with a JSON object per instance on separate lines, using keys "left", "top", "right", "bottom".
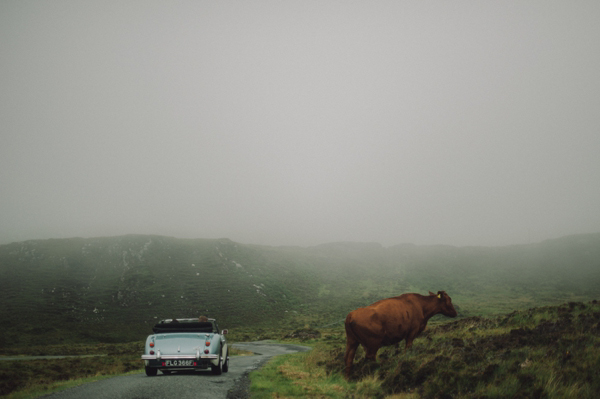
{"left": 153, "top": 333, "right": 211, "bottom": 355}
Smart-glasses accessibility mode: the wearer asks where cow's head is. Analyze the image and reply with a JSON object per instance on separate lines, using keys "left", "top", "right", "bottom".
{"left": 430, "top": 291, "right": 457, "bottom": 317}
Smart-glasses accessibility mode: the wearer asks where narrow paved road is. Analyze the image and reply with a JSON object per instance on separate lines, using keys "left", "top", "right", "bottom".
{"left": 39, "top": 342, "right": 311, "bottom": 399}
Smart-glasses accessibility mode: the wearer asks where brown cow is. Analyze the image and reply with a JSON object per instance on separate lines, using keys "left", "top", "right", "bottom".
{"left": 344, "top": 291, "right": 457, "bottom": 378}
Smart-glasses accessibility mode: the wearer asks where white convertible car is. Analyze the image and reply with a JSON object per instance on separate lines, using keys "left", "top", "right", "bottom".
{"left": 141, "top": 318, "right": 229, "bottom": 376}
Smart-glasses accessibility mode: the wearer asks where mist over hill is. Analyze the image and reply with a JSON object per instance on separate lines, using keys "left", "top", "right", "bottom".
{"left": 1, "top": 233, "right": 599, "bottom": 347}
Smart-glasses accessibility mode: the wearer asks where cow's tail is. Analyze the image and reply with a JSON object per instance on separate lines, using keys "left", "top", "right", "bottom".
{"left": 344, "top": 313, "right": 359, "bottom": 345}
{"left": 344, "top": 312, "right": 361, "bottom": 378}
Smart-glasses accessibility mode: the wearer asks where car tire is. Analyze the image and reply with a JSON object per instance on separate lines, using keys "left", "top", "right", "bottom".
{"left": 222, "top": 350, "right": 229, "bottom": 373}
{"left": 145, "top": 366, "right": 158, "bottom": 377}
{"left": 211, "top": 355, "right": 222, "bottom": 375}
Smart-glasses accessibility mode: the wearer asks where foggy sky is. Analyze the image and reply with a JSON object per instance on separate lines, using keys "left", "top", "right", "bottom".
{"left": 1, "top": 1, "right": 599, "bottom": 248}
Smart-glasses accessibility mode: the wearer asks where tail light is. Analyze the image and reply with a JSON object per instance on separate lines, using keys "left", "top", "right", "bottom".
{"left": 150, "top": 350, "right": 155, "bottom": 355}
{"left": 149, "top": 342, "right": 155, "bottom": 348}
{"left": 204, "top": 349, "right": 209, "bottom": 354}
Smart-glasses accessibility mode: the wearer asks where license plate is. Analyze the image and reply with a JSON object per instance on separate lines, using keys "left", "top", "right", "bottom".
{"left": 164, "top": 360, "right": 194, "bottom": 367}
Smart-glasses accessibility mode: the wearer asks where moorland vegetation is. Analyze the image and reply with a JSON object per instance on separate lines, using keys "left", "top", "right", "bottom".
{"left": 249, "top": 300, "right": 600, "bottom": 398}
{"left": 0, "top": 233, "right": 599, "bottom": 397}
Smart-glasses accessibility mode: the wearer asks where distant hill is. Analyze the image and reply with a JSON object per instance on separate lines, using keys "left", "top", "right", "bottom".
{"left": 1, "top": 233, "right": 599, "bottom": 347}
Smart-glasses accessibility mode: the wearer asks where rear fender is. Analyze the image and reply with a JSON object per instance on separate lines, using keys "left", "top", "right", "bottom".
{"left": 208, "top": 339, "right": 226, "bottom": 366}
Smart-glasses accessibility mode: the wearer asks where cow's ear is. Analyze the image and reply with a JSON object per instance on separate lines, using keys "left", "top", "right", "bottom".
{"left": 429, "top": 291, "right": 435, "bottom": 296}
{"left": 437, "top": 291, "right": 443, "bottom": 299}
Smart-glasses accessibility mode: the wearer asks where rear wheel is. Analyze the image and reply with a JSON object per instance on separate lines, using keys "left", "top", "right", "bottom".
{"left": 222, "top": 350, "right": 229, "bottom": 373}
{"left": 211, "top": 355, "right": 222, "bottom": 375}
{"left": 145, "top": 366, "right": 157, "bottom": 377}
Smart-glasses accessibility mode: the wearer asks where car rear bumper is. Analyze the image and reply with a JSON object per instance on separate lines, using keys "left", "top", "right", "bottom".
{"left": 141, "top": 354, "right": 218, "bottom": 360}
{"left": 143, "top": 358, "right": 215, "bottom": 370}
{"left": 142, "top": 353, "right": 219, "bottom": 368}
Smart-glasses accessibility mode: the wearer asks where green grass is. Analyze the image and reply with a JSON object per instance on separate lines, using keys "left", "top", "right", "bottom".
{"left": 2, "top": 369, "right": 143, "bottom": 399}
{"left": 249, "top": 346, "right": 352, "bottom": 399}
{"left": 0, "top": 342, "right": 144, "bottom": 397}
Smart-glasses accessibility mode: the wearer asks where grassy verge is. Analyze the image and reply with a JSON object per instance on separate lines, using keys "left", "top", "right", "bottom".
{"left": 0, "top": 342, "right": 143, "bottom": 398}
{"left": 2, "top": 369, "right": 143, "bottom": 399}
{"left": 249, "top": 346, "right": 351, "bottom": 399}
{"left": 247, "top": 301, "right": 600, "bottom": 398}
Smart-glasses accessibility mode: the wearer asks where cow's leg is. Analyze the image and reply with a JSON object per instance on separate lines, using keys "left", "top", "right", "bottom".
{"left": 364, "top": 344, "right": 379, "bottom": 362}
{"left": 344, "top": 342, "right": 358, "bottom": 378}
{"left": 344, "top": 340, "right": 359, "bottom": 378}
{"left": 404, "top": 332, "right": 418, "bottom": 351}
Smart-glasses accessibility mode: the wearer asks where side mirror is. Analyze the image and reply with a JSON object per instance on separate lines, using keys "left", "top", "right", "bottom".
{"left": 222, "top": 329, "right": 228, "bottom": 335}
